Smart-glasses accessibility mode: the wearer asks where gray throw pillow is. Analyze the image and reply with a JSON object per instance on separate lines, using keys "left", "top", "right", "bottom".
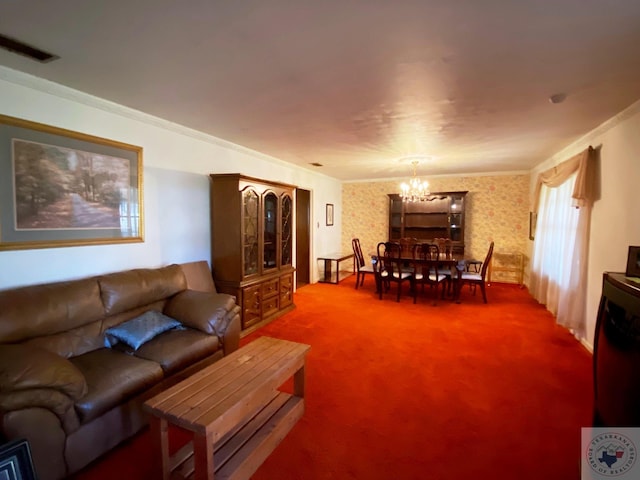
{"left": 104, "top": 311, "right": 182, "bottom": 351}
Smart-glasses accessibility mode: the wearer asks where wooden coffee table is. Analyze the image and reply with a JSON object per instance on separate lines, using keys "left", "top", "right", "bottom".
{"left": 143, "top": 336, "right": 311, "bottom": 480}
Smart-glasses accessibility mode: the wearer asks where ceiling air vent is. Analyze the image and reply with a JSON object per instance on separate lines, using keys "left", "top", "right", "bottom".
{"left": 310, "top": 162, "right": 323, "bottom": 167}
{"left": 0, "top": 33, "right": 59, "bottom": 63}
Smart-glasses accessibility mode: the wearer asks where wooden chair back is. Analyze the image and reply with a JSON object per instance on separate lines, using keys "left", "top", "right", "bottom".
{"left": 458, "top": 241, "right": 495, "bottom": 303}
{"left": 433, "top": 237, "right": 453, "bottom": 258}
{"left": 399, "top": 237, "right": 419, "bottom": 257}
{"left": 413, "top": 243, "right": 440, "bottom": 273}
{"left": 377, "top": 241, "right": 412, "bottom": 301}
{"left": 351, "top": 238, "right": 366, "bottom": 268}
{"left": 411, "top": 243, "right": 447, "bottom": 304}
{"left": 378, "top": 242, "right": 402, "bottom": 274}
{"left": 480, "top": 241, "right": 495, "bottom": 279}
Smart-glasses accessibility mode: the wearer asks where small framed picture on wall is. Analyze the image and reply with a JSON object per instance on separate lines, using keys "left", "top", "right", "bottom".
{"left": 529, "top": 212, "right": 537, "bottom": 241}
{"left": 326, "top": 204, "right": 334, "bottom": 226}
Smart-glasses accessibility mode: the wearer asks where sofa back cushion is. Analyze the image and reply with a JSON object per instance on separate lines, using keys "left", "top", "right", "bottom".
{"left": 0, "top": 278, "right": 104, "bottom": 344}
{"left": 0, "top": 264, "right": 187, "bottom": 358}
{"left": 98, "top": 265, "right": 187, "bottom": 316}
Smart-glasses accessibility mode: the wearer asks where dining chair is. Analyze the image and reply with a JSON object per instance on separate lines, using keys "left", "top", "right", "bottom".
{"left": 458, "top": 241, "right": 495, "bottom": 303}
{"left": 376, "top": 241, "right": 413, "bottom": 302}
{"left": 411, "top": 243, "right": 448, "bottom": 305}
{"left": 351, "top": 238, "right": 375, "bottom": 290}
{"left": 399, "top": 237, "right": 419, "bottom": 257}
{"left": 434, "top": 237, "right": 454, "bottom": 293}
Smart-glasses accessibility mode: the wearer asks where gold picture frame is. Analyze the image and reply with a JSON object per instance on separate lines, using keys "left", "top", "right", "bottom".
{"left": 0, "top": 114, "right": 144, "bottom": 250}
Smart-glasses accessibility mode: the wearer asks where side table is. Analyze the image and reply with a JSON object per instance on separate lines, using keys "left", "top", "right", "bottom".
{"left": 317, "top": 252, "right": 354, "bottom": 284}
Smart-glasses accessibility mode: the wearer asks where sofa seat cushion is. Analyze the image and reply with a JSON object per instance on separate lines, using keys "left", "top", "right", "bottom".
{"left": 70, "top": 349, "right": 163, "bottom": 423}
{"left": 133, "top": 328, "right": 220, "bottom": 375}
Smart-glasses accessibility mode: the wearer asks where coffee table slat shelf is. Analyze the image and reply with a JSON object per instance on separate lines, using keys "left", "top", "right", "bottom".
{"left": 167, "top": 393, "right": 303, "bottom": 480}
{"left": 144, "top": 336, "right": 310, "bottom": 480}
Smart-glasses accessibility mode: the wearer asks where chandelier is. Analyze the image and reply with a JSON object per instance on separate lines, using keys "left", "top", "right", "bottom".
{"left": 400, "top": 160, "right": 430, "bottom": 202}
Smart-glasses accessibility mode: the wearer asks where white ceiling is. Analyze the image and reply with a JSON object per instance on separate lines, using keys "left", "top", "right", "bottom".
{"left": 1, "top": 0, "right": 639, "bottom": 181}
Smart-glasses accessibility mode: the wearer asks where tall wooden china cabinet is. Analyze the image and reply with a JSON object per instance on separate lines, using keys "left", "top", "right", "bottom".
{"left": 210, "top": 174, "right": 295, "bottom": 333}
{"left": 388, "top": 191, "right": 468, "bottom": 254}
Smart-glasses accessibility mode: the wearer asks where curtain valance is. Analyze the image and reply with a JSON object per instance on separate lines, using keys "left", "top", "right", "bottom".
{"left": 531, "top": 146, "right": 593, "bottom": 214}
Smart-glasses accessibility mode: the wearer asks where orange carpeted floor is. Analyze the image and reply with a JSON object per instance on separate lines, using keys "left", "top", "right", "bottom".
{"left": 73, "top": 277, "right": 592, "bottom": 480}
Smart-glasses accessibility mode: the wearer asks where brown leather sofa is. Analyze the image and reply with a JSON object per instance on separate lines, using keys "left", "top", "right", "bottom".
{"left": 0, "top": 262, "right": 241, "bottom": 480}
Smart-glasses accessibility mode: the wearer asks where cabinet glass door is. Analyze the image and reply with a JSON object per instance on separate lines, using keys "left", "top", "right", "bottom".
{"left": 263, "top": 192, "right": 278, "bottom": 270}
{"left": 388, "top": 194, "right": 403, "bottom": 240}
{"left": 242, "top": 188, "right": 259, "bottom": 276}
{"left": 449, "top": 194, "right": 464, "bottom": 242}
{"left": 281, "top": 194, "right": 293, "bottom": 267}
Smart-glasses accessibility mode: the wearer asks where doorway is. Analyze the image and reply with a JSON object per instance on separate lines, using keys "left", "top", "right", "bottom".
{"left": 296, "top": 189, "right": 311, "bottom": 288}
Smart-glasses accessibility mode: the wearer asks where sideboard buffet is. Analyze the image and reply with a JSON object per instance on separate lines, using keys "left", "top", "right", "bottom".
{"left": 388, "top": 191, "right": 468, "bottom": 254}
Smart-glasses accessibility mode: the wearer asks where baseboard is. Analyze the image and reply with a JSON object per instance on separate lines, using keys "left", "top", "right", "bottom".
{"left": 579, "top": 337, "right": 594, "bottom": 354}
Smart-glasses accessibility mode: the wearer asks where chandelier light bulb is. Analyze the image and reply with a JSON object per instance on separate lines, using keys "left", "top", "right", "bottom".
{"left": 399, "top": 160, "right": 430, "bottom": 202}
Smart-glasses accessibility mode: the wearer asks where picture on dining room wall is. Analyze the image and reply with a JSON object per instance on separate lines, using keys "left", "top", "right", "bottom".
{"left": 0, "top": 114, "right": 144, "bottom": 251}
{"left": 529, "top": 211, "right": 537, "bottom": 241}
{"left": 326, "top": 203, "right": 334, "bottom": 226}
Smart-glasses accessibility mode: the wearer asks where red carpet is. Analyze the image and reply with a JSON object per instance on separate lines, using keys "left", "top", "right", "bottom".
{"left": 73, "top": 278, "right": 592, "bottom": 479}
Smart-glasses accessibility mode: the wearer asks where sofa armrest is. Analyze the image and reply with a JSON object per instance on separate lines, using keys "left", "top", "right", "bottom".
{"left": 0, "top": 389, "right": 80, "bottom": 433}
{"left": 0, "top": 345, "right": 86, "bottom": 435}
{"left": 164, "top": 290, "right": 241, "bottom": 353}
{"left": 0, "top": 345, "right": 88, "bottom": 400}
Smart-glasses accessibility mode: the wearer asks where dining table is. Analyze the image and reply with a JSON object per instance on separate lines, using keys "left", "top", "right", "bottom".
{"left": 372, "top": 251, "right": 469, "bottom": 303}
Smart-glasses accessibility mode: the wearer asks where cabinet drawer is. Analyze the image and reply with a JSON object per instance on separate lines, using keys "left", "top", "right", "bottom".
{"left": 262, "top": 278, "right": 279, "bottom": 299}
{"left": 262, "top": 295, "right": 279, "bottom": 318}
{"left": 280, "top": 274, "right": 293, "bottom": 308}
{"left": 242, "top": 285, "right": 261, "bottom": 328}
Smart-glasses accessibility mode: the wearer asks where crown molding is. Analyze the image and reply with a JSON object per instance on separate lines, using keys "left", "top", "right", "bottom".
{"left": 536, "top": 98, "right": 640, "bottom": 172}
{"left": 343, "top": 169, "right": 530, "bottom": 184}
{"left": 0, "top": 66, "right": 340, "bottom": 182}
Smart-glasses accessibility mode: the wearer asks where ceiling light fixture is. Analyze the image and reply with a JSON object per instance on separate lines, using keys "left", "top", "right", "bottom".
{"left": 400, "top": 160, "right": 430, "bottom": 202}
{"left": 549, "top": 93, "right": 567, "bottom": 104}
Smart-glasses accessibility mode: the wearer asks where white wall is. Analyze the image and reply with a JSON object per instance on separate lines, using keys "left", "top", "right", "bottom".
{"left": 0, "top": 67, "right": 342, "bottom": 289}
{"left": 530, "top": 100, "right": 640, "bottom": 349}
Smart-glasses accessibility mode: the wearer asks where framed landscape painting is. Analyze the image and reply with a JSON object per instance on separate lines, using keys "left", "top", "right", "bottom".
{"left": 0, "top": 114, "right": 144, "bottom": 250}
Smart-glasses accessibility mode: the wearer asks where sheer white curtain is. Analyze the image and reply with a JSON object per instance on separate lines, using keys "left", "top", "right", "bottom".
{"left": 529, "top": 147, "right": 593, "bottom": 339}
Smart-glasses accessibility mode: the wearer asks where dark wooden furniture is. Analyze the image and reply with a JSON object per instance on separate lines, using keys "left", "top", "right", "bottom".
{"left": 458, "top": 241, "right": 494, "bottom": 303}
{"left": 372, "top": 246, "right": 468, "bottom": 303}
{"left": 388, "top": 191, "right": 468, "bottom": 254}
{"left": 351, "top": 238, "right": 376, "bottom": 289}
{"left": 411, "top": 243, "right": 448, "bottom": 305}
{"left": 593, "top": 272, "right": 640, "bottom": 426}
{"left": 376, "top": 242, "right": 413, "bottom": 302}
{"left": 399, "top": 237, "right": 419, "bottom": 257}
{"left": 317, "top": 252, "right": 354, "bottom": 284}
{"left": 210, "top": 174, "right": 296, "bottom": 333}
{"left": 144, "top": 336, "right": 310, "bottom": 480}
